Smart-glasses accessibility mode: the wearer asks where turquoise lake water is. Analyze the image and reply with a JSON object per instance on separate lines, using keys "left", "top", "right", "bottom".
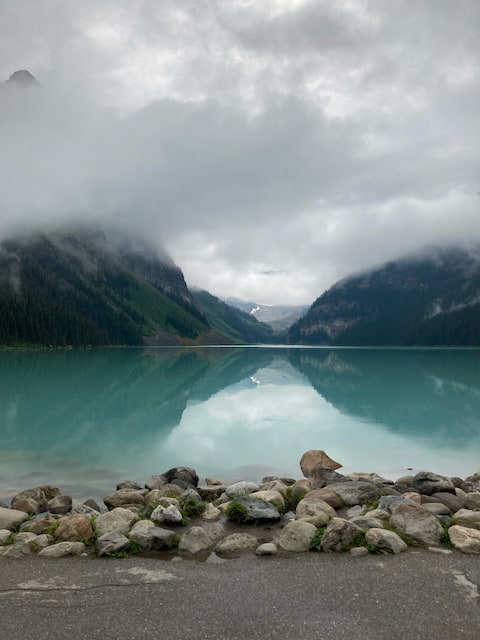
{"left": 1, "top": 346, "right": 480, "bottom": 498}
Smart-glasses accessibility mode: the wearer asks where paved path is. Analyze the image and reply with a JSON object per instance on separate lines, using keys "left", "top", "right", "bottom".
{"left": 1, "top": 550, "right": 480, "bottom": 639}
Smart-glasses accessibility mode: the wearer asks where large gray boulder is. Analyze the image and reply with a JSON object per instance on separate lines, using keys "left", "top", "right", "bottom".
{"left": 178, "top": 526, "right": 212, "bottom": 554}
{"left": 462, "top": 473, "right": 480, "bottom": 493}
{"left": 161, "top": 467, "right": 199, "bottom": 488}
{"left": 38, "top": 542, "right": 86, "bottom": 558}
{"left": 390, "top": 503, "right": 443, "bottom": 546}
{"left": 226, "top": 496, "right": 281, "bottom": 522}
{"left": 103, "top": 490, "right": 145, "bottom": 511}
{"left": 365, "top": 528, "right": 408, "bottom": 554}
{"left": 11, "top": 485, "right": 61, "bottom": 512}
{"left": 129, "top": 520, "right": 177, "bottom": 551}
{"left": 278, "top": 521, "right": 317, "bottom": 552}
{"left": 225, "top": 481, "right": 260, "bottom": 498}
{"left": 0, "top": 507, "right": 29, "bottom": 531}
{"left": 449, "top": 525, "right": 480, "bottom": 554}
{"left": 326, "top": 482, "right": 379, "bottom": 507}
{"left": 47, "top": 495, "right": 72, "bottom": 515}
{"left": 378, "top": 495, "right": 418, "bottom": 514}
{"left": 295, "top": 497, "right": 335, "bottom": 527}
{"left": 452, "top": 509, "right": 480, "bottom": 525}
{"left": 150, "top": 504, "right": 183, "bottom": 525}
{"left": 95, "top": 532, "right": 130, "bottom": 557}
{"left": 215, "top": 533, "right": 258, "bottom": 555}
{"left": 412, "top": 472, "right": 455, "bottom": 496}
{"left": 320, "top": 517, "right": 363, "bottom": 552}
{"left": 464, "top": 492, "right": 480, "bottom": 510}
{"left": 94, "top": 507, "right": 137, "bottom": 537}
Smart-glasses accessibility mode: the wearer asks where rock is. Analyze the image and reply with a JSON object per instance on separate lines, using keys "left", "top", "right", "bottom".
{"left": 226, "top": 496, "right": 281, "bottom": 522}
{"left": 0, "top": 506, "right": 29, "bottom": 531}
{"left": 205, "top": 477, "right": 224, "bottom": 486}
{"left": 150, "top": 504, "right": 183, "bottom": 525}
{"left": 448, "top": 525, "right": 480, "bottom": 554}
{"left": 278, "top": 521, "right": 317, "bottom": 552}
{"left": 256, "top": 543, "right": 278, "bottom": 556}
{"left": 104, "top": 490, "right": 145, "bottom": 511}
{"left": 129, "top": 520, "right": 178, "bottom": 551}
{"left": 421, "top": 503, "right": 451, "bottom": 516}
{"left": 390, "top": 503, "right": 443, "bottom": 546}
{"left": 84, "top": 499, "right": 102, "bottom": 512}
{"left": 365, "top": 528, "right": 408, "bottom": 554}
{"left": 225, "top": 481, "right": 260, "bottom": 498}
{"left": 412, "top": 471, "right": 455, "bottom": 496}
{"left": 12, "top": 485, "right": 60, "bottom": 512}
{"left": 462, "top": 473, "right": 480, "bottom": 493}
{"left": 0, "top": 545, "right": 31, "bottom": 558}
{"left": 464, "top": 492, "right": 480, "bottom": 510}
{"left": 202, "top": 503, "right": 221, "bottom": 522}
{"left": 452, "top": 509, "right": 480, "bottom": 526}
{"left": 215, "top": 533, "right": 258, "bottom": 555}
{"left": 28, "top": 514, "right": 61, "bottom": 535}
{"left": 350, "top": 516, "right": 384, "bottom": 530}
{"left": 197, "top": 486, "right": 226, "bottom": 501}
{"left": 309, "top": 469, "right": 347, "bottom": 487}
{"left": 147, "top": 483, "right": 182, "bottom": 499}
{"left": 350, "top": 547, "right": 369, "bottom": 557}
{"left": 95, "top": 532, "right": 131, "bottom": 557}
{"left": 116, "top": 480, "right": 142, "bottom": 491}
{"left": 346, "top": 505, "right": 366, "bottom": 519}
{"left": 94, "top": 507, "right": 137, "bottom": 537}
{"left": 320, "top": 517, "right": 363, "bottom": 552}
{"left": 70, "top": 499, "right": 101, "bottom": 516}
{"left": 300, "top": 450, "right": 342, "bottom": 478}
{"left": 402, "top": 492, "right": 422, "bottom": 504}
{"left": 0, "top": 529, "right": 12, "bottom": 544}
{"left": 289, "top": 480, "right": 312, "bottom": 502}
{"left": 54, "top": 515, "right": 94, "bottom": 542}
{"left": 47, "top": 495, "right": 72, "bottom": 515}
{"left": 144, "top": 491, "right": 179, "bottom": 507}
{"left": 145, "top": 475, "right": 167, "bottom": 491}
{"left": 178, "top": 526, "right": 212, "bottom": 554}
{"left": 250, "top": 490, "right": 285, "bottom": 510}
{"left": 259, "top": 480, "right": 289, "bottom": 495}
{"left": 365, "top": 508, "right": 390, "bottom": 521}
{"left": 431, "top": 492, "right": 464, "bottom": 513}
{"left": 378, "top": 495, "right": 418, "bottom": 514}
{"left": 10, "top": 498, "right": 40, "bottom": 516}
{"left": 303, "top": 488, "right": 342, "bottom": 510}
{"left": 207, "top": 523, "right": 226, "bottom": 543}
{"left": 395, "top": 475, "right": 415, "bottom": 486}
{"left": 327, "top": 482, "right": 379, "bottom": 507}
{"left": 348, "top": 472, "right": 391, "bottom": 485}
{"left": 38, "top": 542, "right": 86, "bottom": 558}
{"left": 180, "top": 487, "right": 202, "bottom": 503}
{"left": 13, "top": 532, "right": 37, "bottom": 545}
{"left": 27, "top": 534, "right": 51, "bottom": 550}
{"left": 162, "top": 466, "right": 199, "bottom": 488}
{"left": 295, "top": 497, "right": 335, "bottom": 527}
{"left": 377, "top": 486, "right": 401, "bottom": 496}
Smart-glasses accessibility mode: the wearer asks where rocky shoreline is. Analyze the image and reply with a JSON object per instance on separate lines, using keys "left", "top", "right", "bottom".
{"left": 1, "top": 450, "right": 480, "bottom": 559}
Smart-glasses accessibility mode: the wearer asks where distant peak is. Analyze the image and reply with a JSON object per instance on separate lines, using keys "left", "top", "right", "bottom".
{"left": 6, "top": 69, "right": 39, "bottom": 86}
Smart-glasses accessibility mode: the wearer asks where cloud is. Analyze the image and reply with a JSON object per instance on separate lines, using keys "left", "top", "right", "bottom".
{"left": 0, "top": 0, "right": 479, "bottom": 304}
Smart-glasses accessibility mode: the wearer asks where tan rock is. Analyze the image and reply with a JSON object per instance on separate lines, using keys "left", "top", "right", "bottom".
{"left": 279, "top": 520, "right": 317, "bottom": 552}
{"left": 390, "top": 503, "right": 443, "bottom": 546}
{"left": 54, "top": 515, "right": 94, "bottom": 542}
{"left": 38, "top": 542, "right": 86, "bottom": 558}
{"left": 403, "top": 491, "right": 422, "bottom": 504}
{"left": 300, "top": 450, "right": 342, "bottom": 478}
{"left": 304, "top": 488, "right": 342, "bottom": 510}
{"left": 296, "top": 497, "right": 335, "bottom": 527}
{"left": 449, "top": 525, "right": 480, "bottom": 554}
{"left": 103, "top": 490, "right": 145, "bottom": 510}
{"left": 215, "top": 533, "right": 258, "bottom": 555}
{"left": 94, "top": 507, "right": 137, "bottom": 537}
{"left": 250, "top": 490, "right": 285, "bottom": 509}
{"left": 0, "top": 506, "right": 29, "bottom": 531}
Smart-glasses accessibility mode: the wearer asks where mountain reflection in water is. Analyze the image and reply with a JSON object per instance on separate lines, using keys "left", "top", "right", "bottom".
{"left": 1, "top": 347, "right": 479, "bottom": 494}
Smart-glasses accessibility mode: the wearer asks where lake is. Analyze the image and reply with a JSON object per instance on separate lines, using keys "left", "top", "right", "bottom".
{"left": 1, "top": 346, "right": 480, "bottom": 499}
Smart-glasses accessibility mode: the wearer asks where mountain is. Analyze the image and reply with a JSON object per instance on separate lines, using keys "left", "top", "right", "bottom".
{"left": 191, "top": 289, "right": 275, "bottom": 344}
{"left": 224, "top": 297, "right": 308, "bottom": 333}
{"left": 5, "top": 69, "right": 39, "bottom": 87}
{"left": 288, "top": 246, "right": 480, "bottom": 346}
{"left": 0, "top": 224, "right": 231, "bottom": 347}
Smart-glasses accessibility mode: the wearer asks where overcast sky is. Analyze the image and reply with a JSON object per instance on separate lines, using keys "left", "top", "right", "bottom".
{"left": 1, "top": 1, "right": 479, "bottom": 305}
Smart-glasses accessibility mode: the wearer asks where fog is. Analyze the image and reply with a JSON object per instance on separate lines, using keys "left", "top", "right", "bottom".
{"left": 1, "top": 1, "right": 479, "bottom": 304}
